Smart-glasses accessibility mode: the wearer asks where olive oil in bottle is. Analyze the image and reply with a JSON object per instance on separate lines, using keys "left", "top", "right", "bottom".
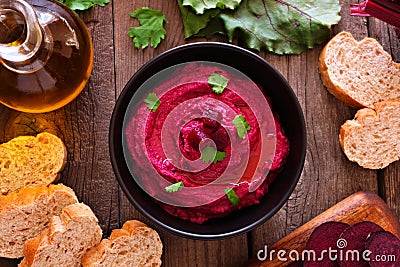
{"left": 0, "top": 0, "right": 93, "bottom": 113}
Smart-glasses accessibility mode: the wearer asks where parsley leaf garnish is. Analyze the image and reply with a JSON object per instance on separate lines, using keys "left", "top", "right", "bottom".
{"left": 233, "top": 114, "right": 250, "bottom": 139}
{"left": 200, "top": 146, "right": 216, "bottom": 163}
{"left": 56, "top": 0, "right": 109, "bottom": 11}
{"left": 128, "top": 7, "right": 167, "bottom": 49}
{"left": 208, "top": 73, "right": 229, "bottom": 94}
{"left": 165, "top": 181, "right": 184, "bottom": 193}
{"left": 224, "top": 188, "right": 239, "bottom": 206}
{"left": 214, "top": 150, "right": 227, "bottom": 163}
{"left": 200, "top": 146, "right": 227, "bottom": 164}
{"left": 144, "top": 93, "right": 160, "bottom": 112}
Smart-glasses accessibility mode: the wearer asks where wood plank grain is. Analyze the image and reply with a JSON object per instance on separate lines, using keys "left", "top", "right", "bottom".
{"left": 250, "top": 0, "right": 379, "bottom": 258}
{"left": 112, "top": 0, "right": 155, "bottom": 231}
{"left": 112, "top": 1, "right": 249, "bottom": 266}
{"left": 367, "top": 19, "right": 400, "bottom": 219}
{"left": 62, "top": 4, "right": 120, "bottom": 236}
{"left": 246, "top": 191, "right": 400, "bottom": 267}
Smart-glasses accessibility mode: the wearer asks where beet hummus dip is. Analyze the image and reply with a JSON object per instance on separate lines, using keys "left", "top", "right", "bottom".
{"left": 123, "top": 62, "right": 289, "bottom": 224}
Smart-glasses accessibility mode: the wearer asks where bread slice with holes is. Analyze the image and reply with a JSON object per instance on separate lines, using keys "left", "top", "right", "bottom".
{"left": 18, "top": 203, "right": 102, "bottom": 267}
{"left": 82, "top": 220, "right": 162, "bottom": 267}
{"left": 0, "top": 184, "right": 78, "bottom": 258}
{"left": 339, "top": 100, "right": 400, "bottom": 169}
{"left": 319, "top": 31, "right": 400, "bottom": 108}
{"left": 0, "top": 132, "right": 67, "bottom": 195}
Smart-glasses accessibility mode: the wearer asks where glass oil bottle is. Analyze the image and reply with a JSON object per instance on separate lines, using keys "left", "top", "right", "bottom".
{"left": 0, "top": 0, "right": 93, "bottom": 113}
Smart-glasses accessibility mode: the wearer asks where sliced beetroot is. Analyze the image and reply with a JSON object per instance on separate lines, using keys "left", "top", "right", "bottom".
{"left": 338, "top": 221, "right": 384, "bottom": 267}
{"left": 287, "top": 261, "right": 304, "bottom": 266}
{"left": 304, "top": 221, "right": 350, "bottom": 267}
{"left": 365, "top": 231, "right": 400, "bottom": 267}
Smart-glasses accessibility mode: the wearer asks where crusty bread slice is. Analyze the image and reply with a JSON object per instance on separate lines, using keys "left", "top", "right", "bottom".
{"left": 339, "top": 100, "right": 400, "bottom": 169}
{"left": 0, "top": 184, "right": 78, "bottom": 258}
{"left": 0, "top": 132, "right": 67, "bottom": 195}
{"left": 82, "top": 220, "right": 162, "bottom": 267}
{"left": 18, "top": 203, "right": 102, "bottom": 267}
{"left": 319, "top": 31, "right": 400, "bottom": 108}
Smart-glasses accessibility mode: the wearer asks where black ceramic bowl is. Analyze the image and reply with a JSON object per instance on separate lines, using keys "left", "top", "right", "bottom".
{"left": 109, "top": 42, "right": 306, "bottom": 239}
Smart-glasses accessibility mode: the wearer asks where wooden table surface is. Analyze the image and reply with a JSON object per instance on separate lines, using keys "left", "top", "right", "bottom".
{"left": 0, "top": 0, "right": 399, "bottom": 266}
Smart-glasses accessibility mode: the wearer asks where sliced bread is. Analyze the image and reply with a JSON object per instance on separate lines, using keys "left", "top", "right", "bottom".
{"left": 18, "top": 203, "right": 102, "bottom": 267}
{"left": 339, "top": 100, "right": 400, "bottom": 169}
{"left": 82, "top": 220, "right": 162, "bottom": 267}
{"left": 0, "top": 184, "right": 78, "bottom": 258}
{"left": 319, "top": 31, "right": 400, "bottom": 108}
{"left": 0, "top": 132, "right": 67, "bottom": 195}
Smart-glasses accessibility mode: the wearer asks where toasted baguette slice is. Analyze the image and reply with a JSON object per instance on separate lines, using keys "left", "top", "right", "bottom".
{"left": 82, "top": 220, "right": 162, "bottom": 267}
{"left": 18, "top": 203, "right": 102, "bottom": 267}
{"left": 339, "top": 100, "right": 400, "bottom": 169}
{"left": 0, "top": 132, "right": 67, "bottom": 195}
{"left": 0, "top": 184, "right": 78, "bottom": 258}
{"left": 319, "top": 31, "right": 400, "bottom": 108}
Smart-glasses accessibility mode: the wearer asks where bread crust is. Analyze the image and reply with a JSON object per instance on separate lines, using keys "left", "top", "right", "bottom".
{"left": 82, "top": 220, "right": 163, "bottom": 267}
{"left": 0, "top": 132, "right": 67, "bottom": 195}
{"left": 339, "top": 100, "right": 400, "bottom": 169}
{"left": 319, "top": 32, "right": 365, "bottom": 108}
{"left": 0, "top": 184, "right": 76, "bottom": 212}
{"left": 19, "top": 203, "right": 102, "bottom": 267}
{"left": 319, "top": 31, "right": 400, "bottom": 108}
{"left": 0, "top": 184, "right": 78, "bottom": 258}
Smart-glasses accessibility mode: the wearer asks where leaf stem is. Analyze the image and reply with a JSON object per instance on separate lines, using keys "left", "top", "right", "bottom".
{"left": 350, "top": 0, "right": 400, "bottom": 27}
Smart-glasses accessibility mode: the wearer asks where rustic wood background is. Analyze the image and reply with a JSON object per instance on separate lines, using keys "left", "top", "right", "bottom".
{"left": 0, "top": 0, "right": 399, "bottom": 266}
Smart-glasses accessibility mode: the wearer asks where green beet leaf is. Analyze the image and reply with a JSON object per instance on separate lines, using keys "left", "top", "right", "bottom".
{"left": 219, "top": 0, "right": 341, "bottom": 54}
{"left": 182, "top": 0, "right": 242, "bottom": 14}
{"left": 128, "top": 7, "right": 167, "bottom": 49}
{"left": 56, "top": 0, "right": 109, "bottom": 11}
{"left": 179, "top": 0, "right": 341, "bottom": 54}
{"left": 178, "top": 0, "right": 221, "bottom": 38}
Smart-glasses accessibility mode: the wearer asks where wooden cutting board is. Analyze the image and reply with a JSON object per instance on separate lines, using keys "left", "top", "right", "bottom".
{"left": 246, "top": 191, "right": 400, "bottom": 267}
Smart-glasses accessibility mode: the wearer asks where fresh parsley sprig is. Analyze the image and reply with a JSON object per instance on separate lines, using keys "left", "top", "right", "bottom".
{"left": 233, "top": 114, "right": 250, "bottom": 139}
{"left": 208, "top": 73, "right": 229, "bottom": 94}
{"left": 144, "top": 92, "right": 161, "bottom": 112}
{"left": 200, "top": 146, "right": 227, "bottom": 164}
{"left": 224, "top": 188, "right": 240, "bottom": 206}
{"left": 128, "top": 7, "right": 167, "bottom": 49}
{"left": 165, "top": 181, "right": 184, "bottom": 193}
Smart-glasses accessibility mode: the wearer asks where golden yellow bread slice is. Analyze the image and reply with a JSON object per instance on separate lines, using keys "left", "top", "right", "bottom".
{"left": 0, "top": 184, "right": 78, "bottom": 258}
{"left": 0, "top": 132, "right": 67, "bottom": 195}
{"left": 339, "top": 100, "right": 400, "bottom": 169}
{"left": 18, "top": 203, "right": 102, "bottom": 267}
{"left": 319, "top": 31, "right": 400, "bottom": 108}
{"left": 82, "top": 220, "right": 163, "bottom": 267}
